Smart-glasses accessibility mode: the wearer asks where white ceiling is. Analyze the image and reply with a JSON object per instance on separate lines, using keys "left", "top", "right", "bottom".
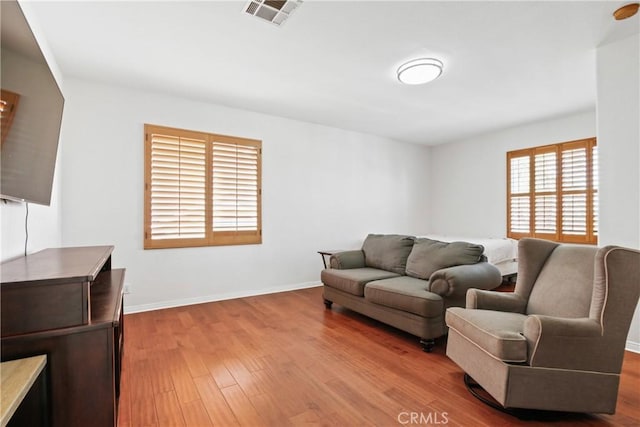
{"left": 27, "top": 1, "right": 639, "bottom": 145}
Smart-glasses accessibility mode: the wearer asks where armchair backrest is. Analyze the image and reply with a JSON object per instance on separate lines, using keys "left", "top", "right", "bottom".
{"left": 513, "top": 239, "right": 598, "bottom": 317}
{"left": 515, "top": 238, "right": 640, "bottom": 373}
{"left": 526, "top": 244, "right": 598, "bottom": 317}
{"left": 591, "top": 246, "right": 640, "bottom": 371}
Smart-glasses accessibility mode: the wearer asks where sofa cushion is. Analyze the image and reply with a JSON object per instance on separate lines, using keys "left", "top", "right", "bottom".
{"left": 364, "top": 276, "right": 443, "bottom": 317}
{"left": 406, "top": 238, "right": 485, "bottom": 280}
{"left": 446, "top": 307, "right": 528, "bottom": 362}
{"left": 362, "top": 234, "right": 415, "bottom": 275}
{"left": 321, "top": 268, "right": 400, "bottom": 297}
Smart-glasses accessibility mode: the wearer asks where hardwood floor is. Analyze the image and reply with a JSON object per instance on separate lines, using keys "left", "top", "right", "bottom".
{"left": 117, "top": 286, "right": 640, "bottom": 426}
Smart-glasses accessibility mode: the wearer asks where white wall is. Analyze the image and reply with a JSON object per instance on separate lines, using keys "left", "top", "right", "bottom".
{"left": 0, "top": 173, "right": 62, "bottom": 261}
{"left": 59, "top": 79, "right": 431, "bottom": 312}
{"left": 596, "top": 35, "right": 640, "bottom": 249}
{"left": 597, "top": 34, "right": 640, "bottom": 351}
{"left": 427, "top": 110, "right": 596, "bottom": 237}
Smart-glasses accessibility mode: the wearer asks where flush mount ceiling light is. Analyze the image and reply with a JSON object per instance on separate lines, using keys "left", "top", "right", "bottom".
{"left": 397, "top": 58, "right": 444, "bottom": 85}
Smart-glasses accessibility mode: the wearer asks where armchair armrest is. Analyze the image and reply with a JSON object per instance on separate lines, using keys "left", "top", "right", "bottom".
{"left": 427, "top": 262, "right": 501, "bottom": 299}
{"left": 524, "top": 315, "right": 604, "bottom": 370}
{"left": 329, "top": 250, "right": 365, "bottom": 269}
{"left": 466, "top": 288, "right": 527, "bottom": 312}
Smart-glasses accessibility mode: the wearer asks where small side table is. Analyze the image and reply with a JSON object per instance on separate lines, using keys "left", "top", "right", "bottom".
{"left": 0, "top": 355, "right": 47, "bottom": 427}
{"left": 318, "top": 250, "right": 342, "bottom": 269}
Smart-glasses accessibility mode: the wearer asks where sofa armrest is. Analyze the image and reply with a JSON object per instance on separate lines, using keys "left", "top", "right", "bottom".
{"left": 466, "top": 288, "right": 527, "bottom": 312}
{"left": 427, "top": 262, "right": 501, "bottom": 299}
{"left": 329, "top": 250, "right": 366, "bottom": 269}
{"left": 524, "top": 315, "right": 603, "bottom": 369}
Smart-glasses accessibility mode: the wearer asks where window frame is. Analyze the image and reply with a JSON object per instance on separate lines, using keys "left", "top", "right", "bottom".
{"left": 144, "top": 124, "right": 262, "bottom": 250}
{"left": 506, "top": 137, "right": 597, "bottom": 245}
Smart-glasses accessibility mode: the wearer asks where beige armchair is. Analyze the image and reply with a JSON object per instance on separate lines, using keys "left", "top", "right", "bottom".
{"left": 445, "top": 238, "right": 640, "bottom": 414}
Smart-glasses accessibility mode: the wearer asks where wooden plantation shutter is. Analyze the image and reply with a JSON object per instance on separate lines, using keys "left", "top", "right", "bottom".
{"left": 144, "top": 124, "right": 262, "bottom": 249}
{"left": 507, "top": 138, "right": 597, "bottom": 244}
{"left": 561, "top": 141, "right": 588, "bottom": 242}
{"left": 560, "top": 139, "right": 597, "bottom": 243}
{"left": 211, "top": 136, "right": 262, "bottom": 245}
{"left": 592, "top": 145, "right": 599, "bottom": 239}
{"left": 507, "top": 153, "right": 531, "bottom": 238}
{"left": 533, "top": 147, "right": 557, "bottom": 239}
{"left": 152, "top": 134, "right": 207, "bottom": 238}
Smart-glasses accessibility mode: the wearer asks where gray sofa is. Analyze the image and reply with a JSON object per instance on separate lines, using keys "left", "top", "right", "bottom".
{"left": 321, "top": 234, "right": 502, "bottom": 352}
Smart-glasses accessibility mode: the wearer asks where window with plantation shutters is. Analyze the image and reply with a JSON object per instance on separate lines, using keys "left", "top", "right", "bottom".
{"left": 507, "top": 138, "right": 597, "bottom": 244}
{"left": 144, "top": 124, "right": 262, "bottom": 249}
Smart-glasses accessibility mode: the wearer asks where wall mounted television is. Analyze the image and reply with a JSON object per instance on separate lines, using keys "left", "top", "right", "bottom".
{"left": 1, "top": 0, "right": 64, "bottom": 206}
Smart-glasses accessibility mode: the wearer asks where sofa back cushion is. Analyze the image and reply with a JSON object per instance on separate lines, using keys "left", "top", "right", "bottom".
{"left": 362, "top": 234, "right": 415, "bottom": 275}
{"left": 406, "top": 238, "right": 485, "bottom": 280}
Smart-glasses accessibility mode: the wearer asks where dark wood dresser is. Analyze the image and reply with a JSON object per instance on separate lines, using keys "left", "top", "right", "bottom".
{"left": 1, "top": 246, "right": 125, "bottom": 427}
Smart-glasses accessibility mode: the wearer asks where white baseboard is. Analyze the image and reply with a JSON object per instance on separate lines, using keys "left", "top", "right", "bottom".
{"left": 626, "top": 340, "right": 640, "bottom": 353}
{"left": 124, "top": 281, "right": 322, "bottom": 314}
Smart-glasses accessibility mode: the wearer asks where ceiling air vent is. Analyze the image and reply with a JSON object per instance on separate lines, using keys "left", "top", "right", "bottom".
{"left": 244, "top": 0, "right": 303, "bottom": 26}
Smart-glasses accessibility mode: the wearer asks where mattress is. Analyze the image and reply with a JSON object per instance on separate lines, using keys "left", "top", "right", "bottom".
{"left": 419, "top": 234, "right": 518, "bottom": 276}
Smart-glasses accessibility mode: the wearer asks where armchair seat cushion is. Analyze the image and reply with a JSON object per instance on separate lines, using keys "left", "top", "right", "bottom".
{"left": 446, "top": 308, "right": 528, "bottom": 363}
{"left": 364, "top": 276, "right": 443, "bottom": 317}
{"left": 321, "top": 268, "right": 400, "bottom": 297}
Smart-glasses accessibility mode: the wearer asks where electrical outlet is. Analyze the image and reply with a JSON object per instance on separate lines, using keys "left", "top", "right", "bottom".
{"left": 123, "top": 283, "right": 132, "bottom": 294}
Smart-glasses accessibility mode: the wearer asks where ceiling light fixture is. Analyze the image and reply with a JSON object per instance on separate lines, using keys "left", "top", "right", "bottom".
{"left": 397, "top": 58, "right": 444, "bottom": 85}
{"left": 613, "top": 3, "right": 639, "bottom": 20}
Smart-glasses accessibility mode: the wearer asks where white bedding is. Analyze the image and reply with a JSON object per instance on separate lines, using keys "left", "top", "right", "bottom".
{"left": 419, "top": 234, "right": 519, "bottom": 276}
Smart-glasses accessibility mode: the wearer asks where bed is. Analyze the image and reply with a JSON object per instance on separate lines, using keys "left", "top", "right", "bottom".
{"left": 419, "top": 234, "right": 518, "bottom": 278}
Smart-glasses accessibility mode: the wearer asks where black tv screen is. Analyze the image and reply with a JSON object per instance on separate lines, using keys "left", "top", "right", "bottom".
{"left": 1, "top": 0, "right": 64, "bottom": 206}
